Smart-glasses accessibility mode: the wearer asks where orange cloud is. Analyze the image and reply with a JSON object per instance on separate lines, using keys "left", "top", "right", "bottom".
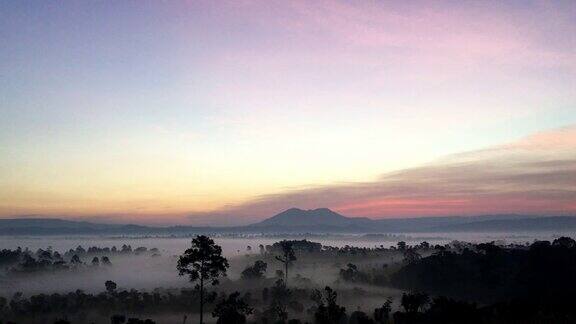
{"left": 191, "top": 125, "right": 576, "bottom": 224}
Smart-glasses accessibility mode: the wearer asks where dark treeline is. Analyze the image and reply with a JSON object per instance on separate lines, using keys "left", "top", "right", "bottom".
{"left": 0, "top": 245, "right": 159, "bottom": 274}
{"left": 0, "top": 285, "right": 214, "bottom": 323}
{"left": 391, "top": 237, "right": 576, "bottom": 300}
{"left": 2, "top": 237, "right": 576, "bottom": 324}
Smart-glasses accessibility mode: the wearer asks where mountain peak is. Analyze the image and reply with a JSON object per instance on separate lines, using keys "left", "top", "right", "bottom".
{"left": 254, "top": 208, "right": 354, "bottom": 227}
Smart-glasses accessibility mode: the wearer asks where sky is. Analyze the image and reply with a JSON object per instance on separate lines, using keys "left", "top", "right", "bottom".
{"left": 1, "top": 0, "right": 575, "bottom": 225}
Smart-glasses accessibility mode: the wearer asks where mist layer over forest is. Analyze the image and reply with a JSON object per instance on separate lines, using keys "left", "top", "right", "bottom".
{"left": 0, "top": 231, "right": 567, "bottom": 296}
{"left": 1, "top": 231, "right": 576, "bottom": 324}
{"left": 0, "top": 231, "right": 572, "bottom": 296}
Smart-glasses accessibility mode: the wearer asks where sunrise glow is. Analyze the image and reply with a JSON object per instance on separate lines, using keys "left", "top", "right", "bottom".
{"left": 1, "top": 1, "right": 575, "bottom": 225}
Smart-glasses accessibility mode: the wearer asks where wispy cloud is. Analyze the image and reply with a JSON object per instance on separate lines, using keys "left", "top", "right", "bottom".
{"left": 190, "top": 125, "right": 576, "bottom": 224}
{"left": 215, "top": 0, "right": 576, "bottom": 73}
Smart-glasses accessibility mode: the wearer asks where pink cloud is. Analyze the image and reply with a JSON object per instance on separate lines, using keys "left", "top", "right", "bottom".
{"left": 503, "top": 125, "right": 576, "bottom": 150}
{"left": 210, "top": 0, "right": 576, "bottom": 73}
{"left": 189, "top": 125, "right": 576, "bottom": 224}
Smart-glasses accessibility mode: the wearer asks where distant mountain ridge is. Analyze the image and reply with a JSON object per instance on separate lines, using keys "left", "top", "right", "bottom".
{"left": 253, "top": 208, "right": 371, "bottom": 227}
{"left": 0, "top": 218, "right": 114, "bottom": 229}
{"left": 0, "top": 218, "right": 152, "bottom": 235}
{"left": 247, "top": 209, "right": 575, "bottom": 233}
{"left": 1, "top": 209, "right": 575, "bottom": 235}
{"left": 436, "top": 216, "right": 576, "bottom": 232}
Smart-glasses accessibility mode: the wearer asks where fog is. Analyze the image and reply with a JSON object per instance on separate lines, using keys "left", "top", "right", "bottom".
{"left": 2, "top": 231, "right": 576, "bottom": 323}
{"left": 0, "top": 230, "right": 568, "bottom": 255}
{"left": 0, "top": 231, "right": 571, "bottom": 297}
{"left": 0, "top": 236, "right": 390, "bottom": 296}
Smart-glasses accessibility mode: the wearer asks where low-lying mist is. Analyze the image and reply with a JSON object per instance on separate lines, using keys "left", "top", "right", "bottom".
{"left": 2, "top": 232, "right": 576, "bottom": 323}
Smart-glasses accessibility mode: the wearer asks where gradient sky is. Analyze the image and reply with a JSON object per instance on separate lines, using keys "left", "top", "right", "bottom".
{"left": 1, "top": 1, "right": 575, "bottom": 225}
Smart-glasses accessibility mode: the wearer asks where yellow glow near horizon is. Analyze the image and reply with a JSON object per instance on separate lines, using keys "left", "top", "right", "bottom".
{"left": 1, "top": 1, "right": 575, "bottom": 224}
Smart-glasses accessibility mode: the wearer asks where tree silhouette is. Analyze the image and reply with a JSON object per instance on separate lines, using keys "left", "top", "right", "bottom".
{"left": 553, "top": 236, "right": 576, "bottom": 248}
{"left": 267, "top": 279, "right": 291, "bottom": 323}
{"left": 241, "top": 260, "right": 267, "bottom": 280}
{"left": 397, "top": 241, "right": 407, "bottom": 250}
{"left": 402, "top": 249, "right": 421, "bottom": 264}
{"left": 349, "top": 310, "right": 374, "bottom": 324}
{"left": 400, "top": 292, "right": 429, "bottom": 313}
{"left": 339, "top": 263, "right": 368, "bottom": 282}
{"left": 70, "top": 254, "right": 81, "bottom": 265}
{"left": 105, "top": 280, "right": 117, "bottom": 294}
{"left": 275, "top": 241, "right": 296, "bottom": 285}
{"left": 177, "top": 235, "right": 229, "bottom": 324}
{"left": 121, "top": 244, "right": 132, "bottom": 253}
{"left": 212, "top": 291, "right": 253, "bottom": 324}
{"left": 101, "top": 256, "right": 112, "bottom": 265}
{"left": 374, "top": 298, "right": 392, "bottom": 324}
{"left": 311, "top": 286, "right": 347, "bottom": 324}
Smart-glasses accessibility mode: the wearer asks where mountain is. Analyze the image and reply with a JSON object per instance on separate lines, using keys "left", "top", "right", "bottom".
{"left": 253, "top": 208, "right": 370, "bottom": 227}
{"left": 0, "top": 218, "right": 114, "bottom": 229}
{"left": 1, "top": 210, "right": 575, "bottom": 235}
{"left": 0, "top": 218, "right": 152, "bottom": 235}
{"left": 250, "top": 209, "right": 576, "bottom": 233}
{"left": 436, "top": 216, "right": 576, "bottom": 232}
{"left": 368, "top": 214, "right": 543, "bottom": 232}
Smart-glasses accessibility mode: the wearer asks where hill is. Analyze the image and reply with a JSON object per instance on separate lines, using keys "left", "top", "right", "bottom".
{"left": 253, "top": 208, "right": 370, "bottom": 227}
{"left": 437, "top": 216, "right": 576, "bottom": 232}
{"left": 0, "top": 218, "right": 151, "bottom": 235}
{"left": 1, "top": 210, "right": 575, "bottom": 235}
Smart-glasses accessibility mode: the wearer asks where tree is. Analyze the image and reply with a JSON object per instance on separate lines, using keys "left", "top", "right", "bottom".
{"left": 75, "top": 245, "right": 86, "bottom": 254}
{"left": 312, "top": 286, "right": 347, "bottom": 324}
{"left": 101, "top": 256, "right": 112, "bottom": 265}
{"left": 38, "top": 249, "right": 52, "bottom": 262}
{"left": 70, "top": 254, "right": 82, "bottom": 265}
{"left": 419, "top": 241, "right": 430, "bottom": 250}
{"left": 177, "top": 235, "right": 229, "bottom": 324}
{"left": 400, "top": 292, "right": 429, "bottom": 313}
{"left": 402, "top": 249, "right": 421, "bottom": 264}
{"left": 339, "top": 263, "right": 368, "bottom": 282}
{"left": 397, "top": 241, "right": 407, "bottom": 250}
{"left": 374, "top": 298, "right": 392, "bottom": 324}
{"left": 212, "top": 291, "right": 253, "bottom": 324}
{"left": 241, "top": 260, "right": 267, "bottom": 280}
{"left": 91, "top": 256, "right": 100, "bottom": 266}
{"left": 121, "top": 244, "right": 132, "bottom": 253}
{"left": 275, "top": 241, "right": 296, "bottom": 285}
{"left": 349, "top": 310, "right": 374, "bottom": 324}
{"left": 105, "top": 280, "right": 117, "bottom": 294}
{"left": 267, "top": 279, "right": 291, "bottom": 323}
{"left": 553, "top": 237, "right": 576, "bottom": 248}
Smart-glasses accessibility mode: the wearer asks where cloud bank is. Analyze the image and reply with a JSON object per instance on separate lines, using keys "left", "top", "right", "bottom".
{"left": 191, "top": 125, "right": 576, "bottom": 225}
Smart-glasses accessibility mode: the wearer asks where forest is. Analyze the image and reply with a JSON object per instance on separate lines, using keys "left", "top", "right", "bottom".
{"left": 1, "top": 236, "right": 576, "bottom": 324}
